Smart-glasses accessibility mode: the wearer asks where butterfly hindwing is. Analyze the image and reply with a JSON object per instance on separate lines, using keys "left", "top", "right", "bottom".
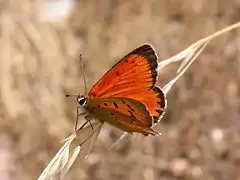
{"left": 85, "top": 97, "right": 158, "bottom": 135}
{"left": 88, "top": 44, "right": 166, "bottom": 122}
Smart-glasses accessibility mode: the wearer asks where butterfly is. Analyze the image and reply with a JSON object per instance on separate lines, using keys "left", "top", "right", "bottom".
{"left": 68, "top": 44, "right": 167, "bottom": 136}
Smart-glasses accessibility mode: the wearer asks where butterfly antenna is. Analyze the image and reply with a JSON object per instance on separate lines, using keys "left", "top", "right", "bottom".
{"left": 79, "top": 54, "right": 88, "bottom": 96}
{"left": 66, "top": 94, "right": 78, "bottom": 98}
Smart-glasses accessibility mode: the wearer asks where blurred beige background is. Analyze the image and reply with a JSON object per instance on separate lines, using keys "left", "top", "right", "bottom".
{"left": 0, "top": 0, "right": 240, "bottom": 180}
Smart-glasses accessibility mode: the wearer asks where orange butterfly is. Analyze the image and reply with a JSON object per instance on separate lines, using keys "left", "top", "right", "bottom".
{"left": 69, "top": 44, "right": 166, "bottom": 136}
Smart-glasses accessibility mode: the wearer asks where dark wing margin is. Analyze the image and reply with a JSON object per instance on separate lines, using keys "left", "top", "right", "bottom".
{"left": 129, "top": 44, "right": 158, "bottom": 88}
{"left": 152, "top": 86, "right": 166, "bottom": 123}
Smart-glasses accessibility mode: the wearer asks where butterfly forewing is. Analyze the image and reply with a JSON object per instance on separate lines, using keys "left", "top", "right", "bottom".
{"left": 88, "top": 44, "right": 166, "bottom": 122}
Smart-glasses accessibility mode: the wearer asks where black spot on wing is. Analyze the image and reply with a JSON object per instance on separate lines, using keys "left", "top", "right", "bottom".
{"left": 121, "top": 98, "right": 126, "bottom": 104}
{"left": 113, "top": 102, "right": 119, "bottom": 108}
{"left": 127, "top": 109, "right": 137, "bottom": 120}
{"left": 131, "top": 118, "right": 136, "bottom": 122}
{"left": 130, "top": 60, "right": 135, "bottom": 64}
{"left": 127, "top": 110, "right": 132, "bottom": 115}
{"left": 126, "top": 104, "right": 135, "bottom": 113}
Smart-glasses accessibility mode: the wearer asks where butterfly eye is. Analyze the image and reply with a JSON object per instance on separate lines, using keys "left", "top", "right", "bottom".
{"left": 78, "top": 97, "right": 87, "bottom": 106}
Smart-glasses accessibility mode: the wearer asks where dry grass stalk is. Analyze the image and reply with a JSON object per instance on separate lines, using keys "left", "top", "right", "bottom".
{"left": 37, "top": 21, "right": 240, "bottom": 180}
{"left": 37, "top": 134, "right": 79, "bottom": 180}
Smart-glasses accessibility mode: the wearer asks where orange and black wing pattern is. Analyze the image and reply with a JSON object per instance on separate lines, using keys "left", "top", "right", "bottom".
{"left": 85, "top": 97, "right": 159, "bottom": 135}
{"left": 88, "top": 44, "right": 166, "bottom": 123}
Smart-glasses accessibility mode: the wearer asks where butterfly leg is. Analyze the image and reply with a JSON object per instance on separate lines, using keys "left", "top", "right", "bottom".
{"left": 79, "top": 123, "right": 103, "bottom": 146}
{"left": 84, "top": 115, "right": 94, "bottom": 130}
{"left": 75, "top": 107, "right": 94, "bottom": 132}
{"left": 75, "top": 106, "right": 86, "bottom": 132}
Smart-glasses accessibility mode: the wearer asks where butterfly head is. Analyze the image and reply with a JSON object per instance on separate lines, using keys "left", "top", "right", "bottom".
{"left": 77, "top": 94, "right": 88, "bottom": 106}
{"left": 66, "top": 94, "right": 88, "bottom": 106}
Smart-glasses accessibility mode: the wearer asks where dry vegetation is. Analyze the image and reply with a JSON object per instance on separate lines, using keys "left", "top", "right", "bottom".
{"left": 0, "top": 0, "right": 240, "bottom": 180}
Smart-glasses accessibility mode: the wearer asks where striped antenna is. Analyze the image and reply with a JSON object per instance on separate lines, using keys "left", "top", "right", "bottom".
{"left": 79, "top": 54, "right": 88, "bottom": 96}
